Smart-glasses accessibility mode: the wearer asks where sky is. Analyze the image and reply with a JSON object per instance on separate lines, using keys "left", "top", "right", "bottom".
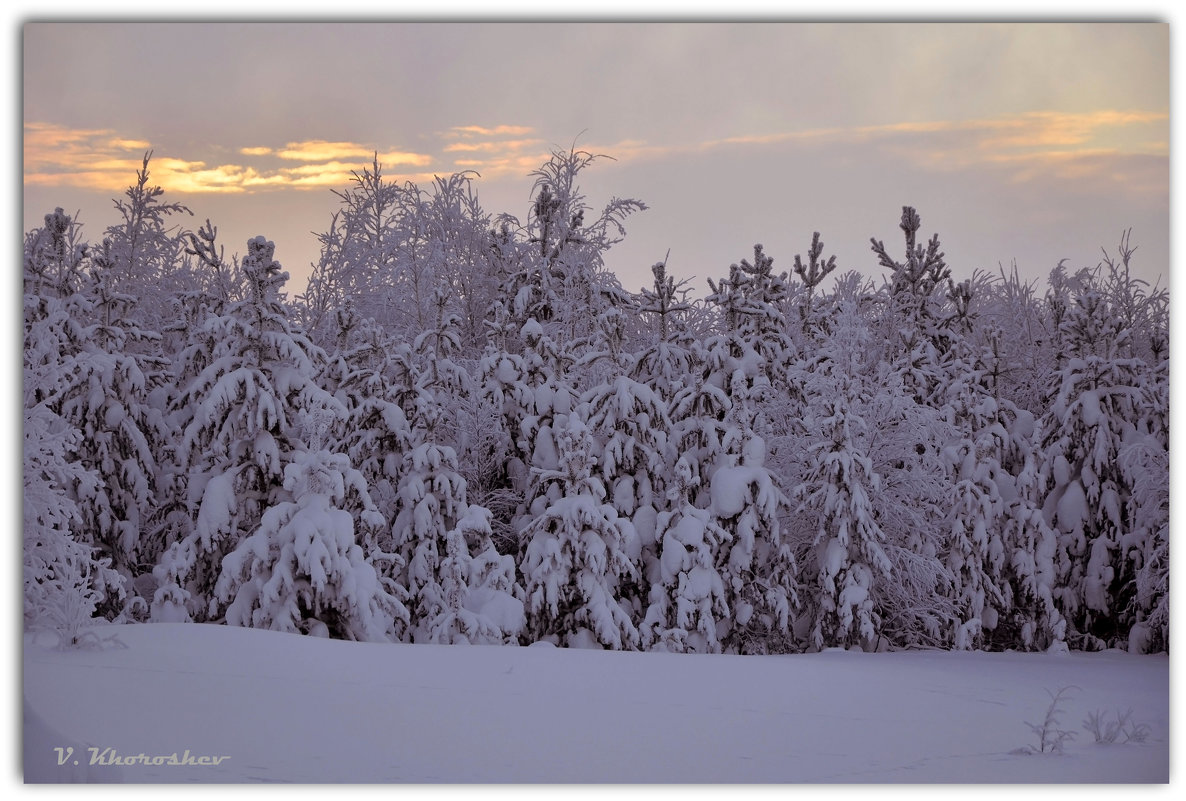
{"left": 18, "top": 13, "right": 1173, "bottom": 301}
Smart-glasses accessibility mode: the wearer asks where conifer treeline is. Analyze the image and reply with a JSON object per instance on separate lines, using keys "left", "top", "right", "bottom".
{"left": 23, "top": 150, "right": 1169, "bottom": 653}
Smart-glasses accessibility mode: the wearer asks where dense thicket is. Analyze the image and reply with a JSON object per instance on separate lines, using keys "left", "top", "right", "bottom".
{"left": 23, "top": 151, "right": 1169, "bottom": 653}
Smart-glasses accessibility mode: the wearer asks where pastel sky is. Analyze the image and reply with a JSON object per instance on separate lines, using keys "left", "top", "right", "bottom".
{"left": 22, "top": 20, "right": 1170, "bottom": 296}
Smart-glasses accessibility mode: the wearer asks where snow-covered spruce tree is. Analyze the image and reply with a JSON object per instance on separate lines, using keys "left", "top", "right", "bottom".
{"left": 1037, "top": 281, "right": 1158, "bottom": 649}
{"left": 667, "top": 343, "right": 732, "bottom": 510}
{"left": 1097, "top": 233, "right": 1168, "bottom": 651}
{"left": 509, "top": 318, "right": 582, "bottom": 525}
{"left": 479, "top": 332, "right": 534, "bottom": 522}
{"left": 520, "top": 416, "right": 641, "bottom": 649}
{"left": 706, "top": 417, "right": 798, "bottom": 654}
{"left": 790, "top": 293, "right": 959, "bottom": 651}
{"left": 990, "top": 398, "right": 1067, "bottom": 651}
{"left": 421, "top": 505, "right": 525, "bottom": 645}
{"left": 23, "top": 214, "right": 127, "bottom": 631}
{"left": 936, "top": 333, "right": 1012, "bottom": 650}
{"left": 1121, "top": 279, "right": 1168, "bottom": 652}
{"left": 214, "top": 441, "right": 409, "bottom": 641}
{"left": 390, "top": 407, "right": 465, "bottom": 637}
{"left": 640, "top": 456, "right": 732, "bottom": 653}
{"left": 153, "top": 237, "right": 344, "bottom": 624}
{"left": 1118, "top": 427, "right": 1168, "bottom": 653}
{"left": 53, "top": 264, "right": 171, "bottom": 587}
{"left": 665, "top": 259, "right": 776, "bottom": 512}
{"left": 793, "top": 307, "right": 891, "bottom": 650}
{"left": 390, "top": 377, "right": 523, "bottom": 645}
{"left": 323, "top": 317, "right": 416, "bottom": 534}
{"left": 410, "top": 287, "right": 474, "bottom": 428}
{"left": 581, "top": 374, "right": 671, "bottom": 623}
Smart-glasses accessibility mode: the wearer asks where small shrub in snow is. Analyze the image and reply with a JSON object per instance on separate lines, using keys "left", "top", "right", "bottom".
{"left": 1017, "top": 686, "right": 1079, "bottom": 755}
{"left": 1082, "top": 709, "right": 1150, "bottom": 744}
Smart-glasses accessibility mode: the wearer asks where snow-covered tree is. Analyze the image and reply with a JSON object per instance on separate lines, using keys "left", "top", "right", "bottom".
{"left": 91, "top": 151, "right": 194, "bottom": 334}
{"left": 937, "top": 341, "right": 1011, "bottom": 649}
{"left": 796, "top": 355, "right": 891, "bottom": 651}
{"left": 710, "top": 424, "right": 798, "bottom": 654}
{"left": 325, "top": 320, "right": 416, "bottom": 530}
{"left": 641, "top": 456, "right": 731, "bottom": 653}
{"left": 869, "top": 206, "right": 953, "bottom": 402}
{"left": 792, "top": 231, "right": 838, "bottom": 337}
{"left": 23, "top": 403, "right": 126, "bottom": 638}
{"left": 215, "top": 448, "right": 408, "bottom": 641}
{"left": 492, "top": 147, "right": 646, "bottom": 345}
{"left": 1037, "top": 284, "right": 1154, "bottom": 648}
{"left": 581, "top": 375, "right": 670, "bottom": 621}
{"left": 420, "top": 506, "right": 525, "bottom": 645}
{"left": 391, "top": 434, "right": 472, "bottom": 639}
{"left": 153, "top": 237, "right": 343, "bottom": 623}
{"left": 520, "top": 417, "right": 641, "bottom": 649}
{"left": 631, "top": 260, "right": 697, "bottom": 394}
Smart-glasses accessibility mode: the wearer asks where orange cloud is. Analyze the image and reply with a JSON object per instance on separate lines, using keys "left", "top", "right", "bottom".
{"left": 23, "top": 123, "right": 446, "bottom": 195}
{"left": 108, "top": 137, "right": 152, "bottom": 150}
{"left": 447, "top": 125, "right": 535, "bottom": 138}
{"left": 374, "top": 149, "right": 434, "bottom": 168}
{"left": 443, "top": 138, "right": 545, "bottom": 154}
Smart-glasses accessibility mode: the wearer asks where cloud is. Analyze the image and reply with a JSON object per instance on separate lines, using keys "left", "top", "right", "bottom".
{"left": 24, "top": 124, "right": 442, "bottom": 195}
{"left": 592, "top": 110, "right": 1168, "bottom": 199}
{"left": 273, "top": 140, "right": 433, "bottom": 167}
{"left": 447, "top": 125, "right": 535, "bottom": 138}
{"left": 431, "top": 126, "right": 551, "bottom": 178}
{"left": 443, "top": 138, "right": 544, "bottom": 154}
{"left": 25, "top": 109, "right": 1166, "bottom": 206}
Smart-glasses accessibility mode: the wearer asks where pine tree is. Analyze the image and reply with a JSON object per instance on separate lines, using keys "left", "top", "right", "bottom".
{"left": 792, "top": 231, "right": 838, "bottom": 337}
{"left": 631, "top": 260, "right": 697, "bottom": 394}
{"left": 870, "top": 206, "right": 953, "bottom": 402}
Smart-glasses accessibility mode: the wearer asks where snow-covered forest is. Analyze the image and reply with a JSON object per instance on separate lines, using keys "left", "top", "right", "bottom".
{"left": 23, "top": 148, "right": 1169, "bottom": 656}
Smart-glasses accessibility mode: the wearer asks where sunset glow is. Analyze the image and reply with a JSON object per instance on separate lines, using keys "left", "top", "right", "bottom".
{"left": 22, "top": 21, "right": 1169, "bottom": 292}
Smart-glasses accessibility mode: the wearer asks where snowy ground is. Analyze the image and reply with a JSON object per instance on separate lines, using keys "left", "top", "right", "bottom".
{"left": 22, "top": 622, "right": 1169, "bottom": 784}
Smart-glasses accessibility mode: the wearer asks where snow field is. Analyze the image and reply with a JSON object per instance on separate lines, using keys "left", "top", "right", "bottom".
{"left": 23, "top": 623, "right": 1168, "bottom": 783}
